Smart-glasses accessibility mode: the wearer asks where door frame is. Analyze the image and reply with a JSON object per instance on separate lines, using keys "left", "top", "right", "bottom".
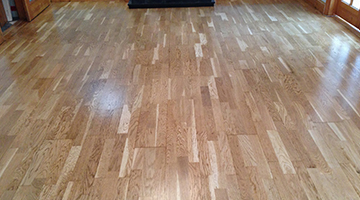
{"left": 15, "top": 0, "right": 27, "bottom": 20}
{"left": 0, "top": 0, "right": 7, "bottom": 27}
{"left": 324, "top": 0, "right": 360, "bottom": 29}
{"left": 336, "top": 0, "right": 360, "bottom": 28}
{"left": 0, "top": 0, "right": 30, "bottom": 45}
{"left": 324, "top": 0, "right": 339, "bottom": 14}
{"left": 22, "top": 0, "right": 50, "bottom": 21}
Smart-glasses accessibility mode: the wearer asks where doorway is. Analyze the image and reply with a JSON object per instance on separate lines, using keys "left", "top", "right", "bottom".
{"left": 335, "top": 0, "right": 360, "bottom": 28}
{"left": 0, "top": 0, "right": 49, "bottom": 45}
{"left": 0, "top": 0, "right": 20, "bottom": 32}
{"left": 0, "top": 0, "right": 49, "bottom": 31}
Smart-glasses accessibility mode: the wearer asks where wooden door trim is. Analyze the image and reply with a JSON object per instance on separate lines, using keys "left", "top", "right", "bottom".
{"left": 22, "top": 0, "right": 50, "bottom": 21}
{"left": 22, "top": 0, "right": 31, "bottom": 21}
{"left": 336, "top": 1, "right": 360, "bottom": 28}
{"left": 0, "top": 0, "right": 8, "bottom": 27}
{"left": 15, "top": 0, "right": 27, "bottom": 20}
{"left": 324, "top": 0, "right": 339, "bottom": 14}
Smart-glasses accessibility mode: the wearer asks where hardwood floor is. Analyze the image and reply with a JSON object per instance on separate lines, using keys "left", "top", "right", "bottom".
{"left": 0, "top": 29, "right": 4, "bottom": 45}
{"left": 0, "top": 0, "right": 360, "bottom": 199}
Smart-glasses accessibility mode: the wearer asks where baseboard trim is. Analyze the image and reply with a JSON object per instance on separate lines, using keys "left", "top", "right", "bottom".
{"left": 334, "top": 15, "right": 360, "bottom": 38}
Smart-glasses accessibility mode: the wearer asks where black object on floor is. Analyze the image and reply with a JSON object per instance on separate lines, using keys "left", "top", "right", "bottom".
{"left": 1, "top": 22, "right": 12, "bottom": 32}
{"left": 128, "top": 0, "right": 215, "bottom": 8}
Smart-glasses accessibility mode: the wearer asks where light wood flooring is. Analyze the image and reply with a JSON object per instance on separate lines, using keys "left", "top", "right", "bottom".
{"left": 1, "top": 0, "right": 360, "bottom": 199}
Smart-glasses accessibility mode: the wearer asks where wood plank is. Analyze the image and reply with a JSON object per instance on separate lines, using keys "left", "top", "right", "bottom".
{"left": 0, "top": 29, "right": 4, "bottom": 45}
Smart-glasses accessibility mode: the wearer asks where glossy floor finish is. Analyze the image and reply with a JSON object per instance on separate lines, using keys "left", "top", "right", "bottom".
{"left": 1, "top": 0, "right": 360, "bottom": 199}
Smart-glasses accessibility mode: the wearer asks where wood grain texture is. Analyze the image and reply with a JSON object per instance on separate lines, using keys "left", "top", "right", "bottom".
{"left": 0, "top": 0, "right": 360, "bottom": 199}
{"left": 13, "top": 0, "right": 26, "bottom": 20}
{"left": 0, "top": 29, "right": 4, "bottom": 45}
{"left": 0, "top": 1, "right": 6, "bottom": 28}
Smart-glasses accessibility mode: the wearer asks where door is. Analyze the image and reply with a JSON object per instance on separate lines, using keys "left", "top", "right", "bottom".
{"left": 22, "top": 0, "right": 49, "bottom": 21}
{"left": 336, "top": 0, "right": 360, "bottom": 28}
{"left": 0, "top": 0, "right": 7, "bottom": 27}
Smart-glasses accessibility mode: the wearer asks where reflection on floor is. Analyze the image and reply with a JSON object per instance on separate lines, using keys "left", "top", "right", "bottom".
{"left": 0, "top": 0, "right": 360, "bottom": 199}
